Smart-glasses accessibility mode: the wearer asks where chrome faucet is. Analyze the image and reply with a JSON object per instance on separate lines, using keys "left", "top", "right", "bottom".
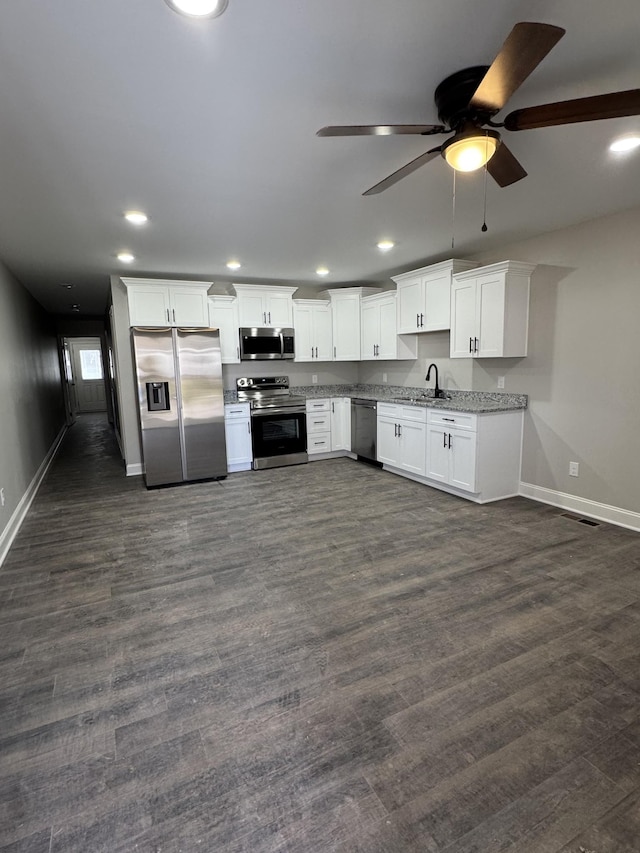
{"left": 426, "top": 363, "right": 444, "bottom": 398}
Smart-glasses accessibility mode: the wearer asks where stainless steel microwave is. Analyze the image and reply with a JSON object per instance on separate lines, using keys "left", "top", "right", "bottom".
{"left": 239, "top": 327, "right": 295, "bottom": 360}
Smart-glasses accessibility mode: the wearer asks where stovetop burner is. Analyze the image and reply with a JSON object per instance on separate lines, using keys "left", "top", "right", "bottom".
{"left": 236, "top": 376, "right": 306, "bottom": 410}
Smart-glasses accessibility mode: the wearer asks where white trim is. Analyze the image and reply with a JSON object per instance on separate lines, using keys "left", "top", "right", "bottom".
{"left": 0, "top": 425, "right": 67, "bottom": 567}
{"left": 126, "top": 462, "right": 143, "bottom": 477}
{"left": 519, "top": 481, "right": 640, "bottom": 532}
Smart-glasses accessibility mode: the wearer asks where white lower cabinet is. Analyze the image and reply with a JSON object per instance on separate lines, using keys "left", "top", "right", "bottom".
{"left": 224, "top": 403, "right": 252, "bottom": 472}
{"left": 306, "top": 398, "right": 331, "bottom": 455}
{"left": 330, "top": 398, "right": 351, "bottom": 452}
{"left": 426, "top": 411, "right": 477, "bottom": 492}
{"left": 377, "top": 403, "right": 427, "bottom": 477}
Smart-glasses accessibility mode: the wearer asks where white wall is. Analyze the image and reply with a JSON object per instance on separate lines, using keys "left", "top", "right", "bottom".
{"left": 360, "top": 205, "right": 640, "bottom": 518}
{"left": 0, "top": 264, "right": 65, "bottom": 554}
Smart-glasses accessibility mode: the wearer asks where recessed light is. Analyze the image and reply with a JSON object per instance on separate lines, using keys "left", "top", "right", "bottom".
{"left": 164, "top": 0, "right": 228, "bottom": 18}
{"left": 117, "top": 251, "right": 135, "bottom": 263}
{"left": 609, "top": 135, "right": 640, "bottom": 153}
{"left": 124, "top": 210, "right": 148, "bottom": 225}
{"left": 71, "top": 304, "right": 80, "bottom": 313}
{"left": 377, "top": 240, "right": 395, "bottom": 252}
{"left": 316, "top": 267, "right": 330, "bottom": 277}
{"left": 226, "top": 260, "right": 241, "bottom": 271}
{"left": 59, "top": 282, "right": 74, "bottom": 289}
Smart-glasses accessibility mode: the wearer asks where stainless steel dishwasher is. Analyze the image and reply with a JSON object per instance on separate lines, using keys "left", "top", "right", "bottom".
{"left": 350, "top": 397, "right": 380, "bottom": 465}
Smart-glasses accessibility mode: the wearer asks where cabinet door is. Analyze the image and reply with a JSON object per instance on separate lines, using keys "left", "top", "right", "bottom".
{"left": 476, "top": 274, "right": 505, "bottom": 357}
{"left": 332, "top": 295, "right": 361, "bottom": 360}
{"left": 265, "top": 293, "right": 293, "bottom": 327}
{"left": 170, "top": 288, "right": 209, "bottom": 326}
{"left": 361, "top": 301, "right": 379, "bottom": 360}
{"left": 209, "top": 299, "right": 240, "bottom": 363}
{"left": 377, "top": 296, "right": 398, "bottom": 359}
{"left": 293, "top": 303, "right": 315, "bottom": 362}
{"left": 128, "top": 286, "right": 171, "bottom": 326}
{"left": 238, "top": 292, "right": 267, "bottom": 326}
{"left": 376, "top": 416, "right": 400, "bottom": 466}
{"left": 449, "top": 429, "right": 477, "bottom": 492}
{"left": 426, "top": 425, "right": 450, "bottom": 483}
{"left": 423, "top": 271, "right": 451, "bottom": 331}
{"left": 331, "top": 398, "right": 351, "bottom": 451}
{"left": 224, "top": 418, "right": 253, "bottom": 469}
{"left": 399, "top": 420, "right": 426, "bottom": 476}
{"left": 450, "top": 279, "right": 477, "bottom": 358}
{"left": 313, "top": 303, "right": 333, "bottom": 361}
{"left": 396, "top": 277, "right": 423, "bottom": 333}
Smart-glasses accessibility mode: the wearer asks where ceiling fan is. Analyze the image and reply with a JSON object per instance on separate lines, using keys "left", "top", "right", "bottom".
{"left": 317, "top": 22, "right": 640, "bottom": 195}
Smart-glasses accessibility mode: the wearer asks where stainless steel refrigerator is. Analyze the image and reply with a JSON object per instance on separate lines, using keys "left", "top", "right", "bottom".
{"left": 131, "top": 327, "right": 227, "bottom": 487}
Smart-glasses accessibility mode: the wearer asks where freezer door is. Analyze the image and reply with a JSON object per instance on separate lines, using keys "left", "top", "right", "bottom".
{"left": 132, "top": 328, "right": 183, "bottom": 486}
{"left": 175, "top": 328, "right": 227, "bottom": 481}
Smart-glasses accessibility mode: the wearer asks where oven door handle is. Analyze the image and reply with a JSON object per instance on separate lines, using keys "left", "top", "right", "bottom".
{"left": 251, "top": 407, "right": 305, "bottom": 417}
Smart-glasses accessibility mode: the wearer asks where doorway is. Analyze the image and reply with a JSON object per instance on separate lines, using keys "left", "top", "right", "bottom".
{"left": 67, "top": 337, "right": 107, "bottom": 414}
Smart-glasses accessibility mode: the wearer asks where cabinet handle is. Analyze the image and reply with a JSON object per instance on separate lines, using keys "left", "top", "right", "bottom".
{"left": 236, "top": 346, "right": 240, "bottom": 359}
{"left": 315, "top": 346, "right": 318, "bottom": 358}
{"left": 469, "top": 337, "right": 473, "bottom": 353}
{"left": 398, "top": 423, "right": 402, "bottom": 437}
{"left": 172, "top": 308, "right": 176, "bottom": 323}
{"left": 311, "top": 347, "right": 314, "bottom": 358}
{"left": 443, "top": 417, "right": 455, "bottom": 422}
{"left": 420, "top": 313, "right": 424, "bottom": 328}
{"left": 228, "top": 409, "right": 242, "bottom": 414}
{"left": 247, "top": 422, "right": 250, "bottom": 433}
{"left": 443, "top": 431, "right": 447, "bottom": 448}
{"left": 313, "top": 441, "right": 323, "bottom": 446}
{"left": 474, "top": 336, "right": 479, "bottom": 353}
{"left": 268, "top": 312, "right": 271, "bottom": 324}
{"left": 167, "top": 309, "right": 171, "bottom": 323}
{"left": 448, "top": 433, "right": 452, "bottom": 449}
{"left": 334, "top": 346, "right": 336, "bottom": 358}
{"left": 416, "top": 313, "right": 420, "bottom": 329}
{"left": 394, "top": 423, "right": 398, "bottom": 437}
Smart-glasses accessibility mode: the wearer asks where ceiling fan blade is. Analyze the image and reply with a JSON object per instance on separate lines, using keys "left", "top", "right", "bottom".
{"left": 363, "top": 147, "right": 442, "bottom": 196}
{"left": 317, "top": 124, "right": 445, "bottom": 137}
{"left": 486, "top": 142, "right": 527, "bottom": 187}
{"left": 470, "top": 22, "right": 565, "bottom": 114}
{"left": 504, "top": 89, "right": 640, "bottom": 130}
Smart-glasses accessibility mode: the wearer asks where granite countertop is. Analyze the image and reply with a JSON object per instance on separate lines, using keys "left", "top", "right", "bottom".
{"left": 225, "top": 384, "right": 527, "bottom": 413}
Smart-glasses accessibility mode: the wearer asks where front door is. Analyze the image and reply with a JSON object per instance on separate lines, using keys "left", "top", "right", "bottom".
{"left": 69, "top": 338, "right": 107, "bottom": 413}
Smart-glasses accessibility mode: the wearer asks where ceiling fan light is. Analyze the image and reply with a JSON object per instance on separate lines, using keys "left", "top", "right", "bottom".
{"left": 442, "top": 130, "right": 500, "bottom": 172}
{"left": 164, "top": 0, "right": 228, "bottom": 19}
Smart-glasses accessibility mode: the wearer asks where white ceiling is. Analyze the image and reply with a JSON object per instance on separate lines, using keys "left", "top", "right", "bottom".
{"left": 1, "top": 0, "right": 639, "bottom": 315}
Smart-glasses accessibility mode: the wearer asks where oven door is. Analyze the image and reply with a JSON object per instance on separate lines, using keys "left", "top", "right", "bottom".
{"left": 251, "top": 407, "right": 308, "bottom": 469}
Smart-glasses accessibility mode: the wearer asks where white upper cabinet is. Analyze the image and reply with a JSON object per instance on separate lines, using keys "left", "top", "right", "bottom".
{"left": 233, "top": 284, "right": 297, "bottom": 328}
{"left": 208, "top": 295, "right": 240, "bottom": 363}
{"left": 450, "top": 261, "right": 536, "bottom": 358}
{"left": 323, "top": 287, "right": 380, "bottom": 361}
{"left": 123, "top": 278, "right": 211, "bottom": 327}
{"left": 392, "top": 260, "right": 478, "bottom": 334}
{"left": 361, "top": 292, "right": 417, "bottom": 361}
{"left": 293, "top": 299, "right": 333, "bottom": 362}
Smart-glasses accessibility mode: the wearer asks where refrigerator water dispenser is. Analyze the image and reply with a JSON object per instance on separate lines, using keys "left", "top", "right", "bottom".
{"left": 146, "top": 381, "right": 170, "bottom": 412}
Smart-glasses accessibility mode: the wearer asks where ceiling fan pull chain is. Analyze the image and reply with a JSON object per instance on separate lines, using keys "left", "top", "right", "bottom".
{"left": 482, "top": 136, "right": 489, "bottom": 233}
{"left": 451, "top": 168, "right": 456, "bottom": 250}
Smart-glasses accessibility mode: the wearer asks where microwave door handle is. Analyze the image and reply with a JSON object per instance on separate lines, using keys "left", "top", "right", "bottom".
{"left": 279, "top": 330, "right": 284, "bottom": 358}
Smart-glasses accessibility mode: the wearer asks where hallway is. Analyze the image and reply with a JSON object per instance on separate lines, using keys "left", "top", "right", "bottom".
{"left": 2, "top": 416, "right": 640, "bottom": 852}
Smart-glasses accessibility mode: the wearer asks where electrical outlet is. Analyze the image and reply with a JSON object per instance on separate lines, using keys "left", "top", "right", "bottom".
{"left": 0, "top": 488, "right": 4, "bottom": 507}
{"left": 311, "top": 374, "right": 317, "bottom": 384}
{"left": 497, "top": 376, "right": 505, "bottom": 389}
{"left": 382, "top": 372, "right": 388, "bottom": 383}
{"left": 569, "top": 461, "right": 579, "bottom": 477}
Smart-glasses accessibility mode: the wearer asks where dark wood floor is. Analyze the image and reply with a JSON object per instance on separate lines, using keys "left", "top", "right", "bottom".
{"left": 2, "top": 414, "right": 640, "bottom": 852}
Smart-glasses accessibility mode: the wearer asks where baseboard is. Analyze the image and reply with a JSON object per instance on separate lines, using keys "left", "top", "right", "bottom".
{"left": 126, "top": 462, "right": 143, "bottom": 476}
{"left": 0, "top": 425, "right": 67, "bottom": 567}
{"left": 519, "top": 481, "right": 640, "bottom": 533}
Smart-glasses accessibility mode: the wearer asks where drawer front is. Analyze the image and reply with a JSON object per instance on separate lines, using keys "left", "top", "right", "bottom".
{"left": 377, "top": 402, "right": 401, "bottom": 418}
{"left": 306, "top": 399, "right": 330, "bottom": 413}
{"left": 307, "top": 432, "right": 332, "bottom": 453}
{"left": 307, "top": 413, "right": 331, "bottom": 433}
{"left": 224, "top": 403, "right": 251, "bottom": 420}
{"left": 427, "top": 409, "right": 477, "bottom": 431}
{"left": 397, "top": 405, "right": 427, "bottom": 424}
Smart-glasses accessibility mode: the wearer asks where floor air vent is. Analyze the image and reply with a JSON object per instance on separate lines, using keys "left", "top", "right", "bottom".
{"left": 560, "top": 512, "right": 600, "bottom": 527}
